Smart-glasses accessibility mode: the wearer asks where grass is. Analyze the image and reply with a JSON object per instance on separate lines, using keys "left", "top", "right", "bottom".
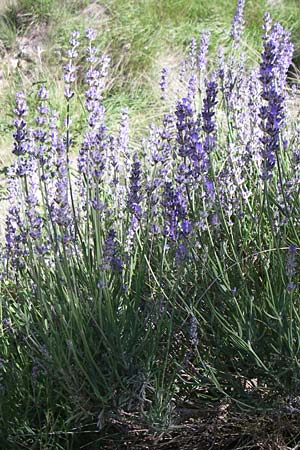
{"left": 0, "top": 0, "right": 300, "bottom": 163}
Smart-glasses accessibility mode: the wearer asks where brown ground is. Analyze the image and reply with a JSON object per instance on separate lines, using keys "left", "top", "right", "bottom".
{"left": 88, "top": 407, "right": 300, "bottom": 450}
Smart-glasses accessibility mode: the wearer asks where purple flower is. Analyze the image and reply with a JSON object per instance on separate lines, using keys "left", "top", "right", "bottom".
{"left": 162, "top": 181, "right": 187, "bottom": 241}
{"left": 181, "top": 219, "right": 192, "bottom": 237}
{"left": 13, "top": 91, "right": 28, "bottom": 117}
{"left": 127, "top": 153, "right": 142, "bottom": 220}
{"left": 230, "top": 0, "right": 245, "bottom": 44}
{"left": 189, "top": 37, "right": 197, "bottom": 70}
{"left": 4, "top": 170, "right": 28, "bottom": 270}
{"left": 77, "top": 44, "right": 112, "bottom": 213}
{"left": 204, "top": 180, "right": 215, "bottom": 201}
{"left": 24, "top": 173, "right": 43, "bottom": 241}
{"left": 202, "top": 75, "right": 218, "bottom": 141}
{"left": 286, "top": 245, "right": 297, "bottom": 291}
{"left": 160, "top": 67, "right": 168, "bottom": 100}
{"left": 64, "top": 32, "right": 80, "bottom": 100}
{"left": 286, "top": 245, "right": 297, "bottom": 277}
{"left": 100, "top": 229, "right": 123, "bottom": 272}
{"left": 108, "top": 107, "right": 129, "bottom": 194}
{"left": 13, "top": 92, "right": 29, "bottom": 156}
{"left": 67, "top": 31, "right": 80, "bottom": 58}
{"left": 117, "top": 108, "right": 129, "bottom": 159}
{"left": 86, "top": 28, "right": 96, "bottom": 41}
{"left": 259, "top": 17, "right": 293, "bottom": 179}
{"left": 78, "top": 46, "right": 110, "bottom": 179}
{"left": 64, "top": 85, "right": 74, "bottom": 100}
{"left": 50, "top": 141, "right": 74, "bottom": 241}
{"left": 189, "top": 314, "right": 199, "bottom": 348}
{"left": 187, "top": 73, "right": 197, "bottom": 101}
{"left": 37, "top": 86, "right": 49, "bottom": 100}
{"left": 34, "top": 86, "right": 50, "bottom": 165}
{"left": 198, "top": 30, "right": 210, "bottom": 71}
{"left": 175, "top": 97, "right": 196, "bottom": 159}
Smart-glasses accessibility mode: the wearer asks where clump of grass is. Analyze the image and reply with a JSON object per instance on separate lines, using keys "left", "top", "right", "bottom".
{"left": 0, "top": 14, "right": 16, "bottom": 50}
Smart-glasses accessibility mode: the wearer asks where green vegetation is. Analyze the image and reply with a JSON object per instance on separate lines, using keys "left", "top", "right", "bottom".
{"left": 0, "top": 0, "right": 299, "bottom": 162}
{"left": 1, "top": 1, "right": 300, "bottom": 449}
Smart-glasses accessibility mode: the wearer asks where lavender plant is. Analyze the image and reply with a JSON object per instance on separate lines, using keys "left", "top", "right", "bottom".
{"left": 1, "top": 3, "right": 300, "bottom": 447}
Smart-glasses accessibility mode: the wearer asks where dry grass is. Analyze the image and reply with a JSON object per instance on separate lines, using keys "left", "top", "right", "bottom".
{"left": 89, "top": 405, "right": 300, "bottom": 450}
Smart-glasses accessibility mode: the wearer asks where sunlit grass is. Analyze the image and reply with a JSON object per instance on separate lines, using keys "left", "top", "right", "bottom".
{"left": 0, "top": 0, "right": 299, "bottom": 165}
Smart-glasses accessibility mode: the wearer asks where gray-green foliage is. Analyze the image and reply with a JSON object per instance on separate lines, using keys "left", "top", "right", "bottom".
{"left": 1, "top": 1, "right": 300, "bottom": 448}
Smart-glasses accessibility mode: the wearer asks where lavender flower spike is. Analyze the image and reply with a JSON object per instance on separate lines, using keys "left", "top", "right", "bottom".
{"left": 13, "top": 92, "right": 29, "bottom": 156}
{"left": 202, "top": 73, "right": 218, "bottom": 154}
{"left": 64, "top": 31, "right": 79, "bottom": 100}
{"left": 286, "top": 245, "right": 297, "bottom": 291}
{"left": 127, "top": 153, "right": 142, "bottom": 221}
{"left": 85, "top": 28, "right": 96, "bottom": 41}
{"left": 230, "top": 0, "right": 245, "bottom": 44}
{"left": 160, "top": 67, "right": 168, "bottom": 101}
{"left": 100, "top": 229, "right": 123, "bottom": 272}
{"left": 198, "top": 30, "right": 210, "bottom": 71}
{"left": 258, "top": 18, "right": 293, "bottom": 178}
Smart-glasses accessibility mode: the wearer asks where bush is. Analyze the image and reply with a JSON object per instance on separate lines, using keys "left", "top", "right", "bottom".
{"left": 1, "top": 3, "right": 300, "bottom": 447}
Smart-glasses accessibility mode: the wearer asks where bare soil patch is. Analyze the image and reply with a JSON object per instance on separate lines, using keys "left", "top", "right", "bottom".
{"left": 97, "top": 408, "right": 300, "bottom": 450}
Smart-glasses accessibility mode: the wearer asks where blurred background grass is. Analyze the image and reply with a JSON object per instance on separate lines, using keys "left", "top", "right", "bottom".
{"left": 0, "top": 0, "right": 299, "bottom": 167}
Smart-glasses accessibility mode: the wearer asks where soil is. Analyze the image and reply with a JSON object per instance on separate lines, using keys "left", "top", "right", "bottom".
{"left": 71, "top": 407, "right": 300, "bottom": 450}
{"left": 81, "top": 2, "right": 109, "bottom": 23}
